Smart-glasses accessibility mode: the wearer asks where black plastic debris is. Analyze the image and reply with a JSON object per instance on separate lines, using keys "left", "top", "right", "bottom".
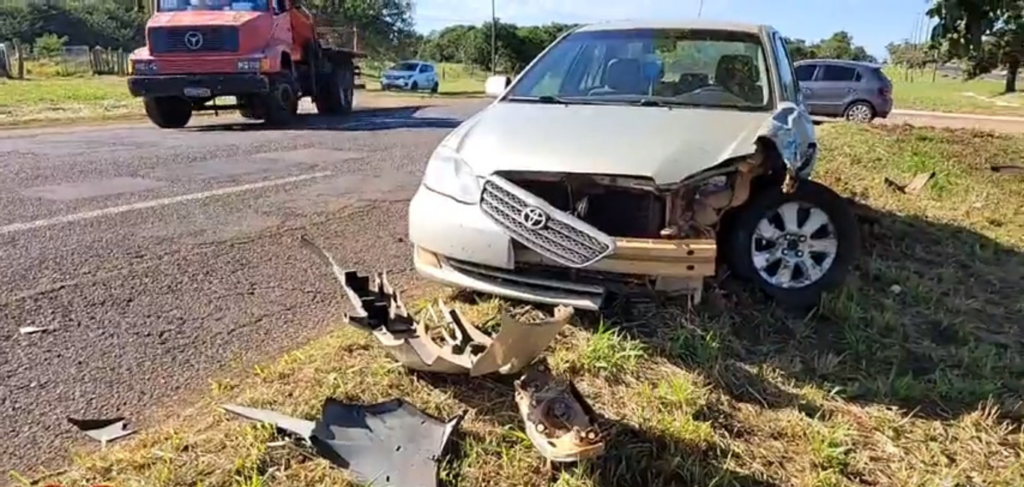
{"left": 991, "top": 164, "right": 1024, "bottom": 175}
{"left": 67, "top": 417, "right": 135, "bottom": 445}
{"left": 222, "top": 398, "right": 463, "bottom": 487}
{"left": 300, "top": 235, "right": 414, "bottom": 334}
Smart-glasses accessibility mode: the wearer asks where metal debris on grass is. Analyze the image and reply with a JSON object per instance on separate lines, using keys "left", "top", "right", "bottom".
{"left": 301, "top": 235, "right": 574, "bottom": 376}
{"left": 67, "top": 417, "right": 136, "bottom": 446}
{"left": 514, "top": 361, "right": 605, "bottom": 462}
{"left": 991, "top": 164, "right": 1024, "bottom": 175}
{"left": 884, "top": 171, "right": 934, "bottom": 195}
{"left": 222, "top": 398, "right": 463, "bottom": 487}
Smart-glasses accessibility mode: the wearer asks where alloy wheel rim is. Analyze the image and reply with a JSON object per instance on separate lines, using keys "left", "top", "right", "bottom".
{"left": 750, "top": 201, "right": 839, "bottom": 289}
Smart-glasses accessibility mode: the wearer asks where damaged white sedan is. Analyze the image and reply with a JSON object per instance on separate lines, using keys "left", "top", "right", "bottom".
{"left": 408, "top": 20, "right": 860, "bottom": 310}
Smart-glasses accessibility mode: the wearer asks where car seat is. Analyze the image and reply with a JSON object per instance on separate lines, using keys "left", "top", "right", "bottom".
{"left": 590, "top": 58, "right": 646, "bottom": 96}
{"left": 714, "top": 55, "right": 762, "bottom": 104}
{"left": 676, "top": 73, "right": 711, "bottom": 93}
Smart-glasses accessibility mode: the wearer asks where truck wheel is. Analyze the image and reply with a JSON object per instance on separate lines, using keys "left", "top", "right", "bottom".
{"left": 315, "top": 65, "right": 354, "bottom": 116}
{"left": 143, "top": 97, "right": 192, "bottom": 129}
{"left": 264, "top": 77, "right": 298, "bottom": 126}
{"left": 725, "top": 180, "right": 860, "bottom": 309}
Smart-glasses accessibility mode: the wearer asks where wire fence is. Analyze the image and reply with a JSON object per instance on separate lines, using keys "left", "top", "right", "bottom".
{"left": 1, "top": 42, "right": 130, "bottom": 78}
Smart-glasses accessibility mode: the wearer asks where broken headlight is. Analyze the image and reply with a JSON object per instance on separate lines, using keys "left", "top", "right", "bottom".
{"left": 422, "top": 146, "right": 480, "bottom": 204}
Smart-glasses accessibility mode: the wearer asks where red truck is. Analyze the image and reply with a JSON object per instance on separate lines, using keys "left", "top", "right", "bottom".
{"left": 127, "top": 0, "right": 363, "bottom": 128}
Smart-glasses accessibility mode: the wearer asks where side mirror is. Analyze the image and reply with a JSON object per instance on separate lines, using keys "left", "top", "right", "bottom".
{"left": 484, "top": 75, "right": 512, "bottom": 97}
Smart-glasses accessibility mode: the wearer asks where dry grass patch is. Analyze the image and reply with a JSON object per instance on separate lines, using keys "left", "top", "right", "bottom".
{"left": 19, "top": 123, "right": 1024, "bottom": 486}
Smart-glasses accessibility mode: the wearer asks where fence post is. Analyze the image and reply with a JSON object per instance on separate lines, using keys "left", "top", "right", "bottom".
{"left": 13, "top": 39, "right": 24, "bottom": 79}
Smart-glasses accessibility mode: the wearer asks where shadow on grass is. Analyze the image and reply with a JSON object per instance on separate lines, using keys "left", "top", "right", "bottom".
{"left": 588, "top": 203, "right": 1024, "bottom": 422}
{"left": 416, "top": 373, "right": 778, "bottom": 486}
{"left": 184, "top": 106, "right": 463, "bottom": 132}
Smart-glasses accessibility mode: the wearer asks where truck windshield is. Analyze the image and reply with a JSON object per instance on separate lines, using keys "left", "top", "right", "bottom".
{"left": 507, "top": 28, "right": 772, "bottom": 110}
{"left": 157, "top": 0, "right": 269, "bottom": 12}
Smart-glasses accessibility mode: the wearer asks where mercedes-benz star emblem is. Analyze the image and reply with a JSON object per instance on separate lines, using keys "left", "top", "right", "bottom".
{"left": 184, "top": 31, "right": 204, "bottom": 50}
{"left": 520, "top": 207, "right": 548, "bottom": 230}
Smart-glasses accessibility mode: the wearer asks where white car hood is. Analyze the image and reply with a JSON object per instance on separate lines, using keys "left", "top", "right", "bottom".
{"left": 446, "top": 101, "right": 781, "bottom": 185}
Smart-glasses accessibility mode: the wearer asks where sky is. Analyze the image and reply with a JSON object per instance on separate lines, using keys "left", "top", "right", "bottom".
{"left": 413, "top": 0, "right": 937, "bottom": 61}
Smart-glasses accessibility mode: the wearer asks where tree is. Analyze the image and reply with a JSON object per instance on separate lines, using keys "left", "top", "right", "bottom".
{"left": 929, "top": 0, "right": 1024, "bottom": 92}
{"left": 784, "top": 32, "right": 876, "bottom": 64}
{"left": 34, "top": 33, "right": 67, "bottom": 59}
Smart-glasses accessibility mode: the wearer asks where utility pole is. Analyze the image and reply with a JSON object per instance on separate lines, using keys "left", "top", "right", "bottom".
{"left": 491, "top": 0, "right": 497, "bottom": 74}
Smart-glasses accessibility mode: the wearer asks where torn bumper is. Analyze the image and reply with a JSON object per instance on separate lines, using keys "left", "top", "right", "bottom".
{"left": 303, "top": 236, "right": 574, "bottom": 375}
{"left": 408, "top": 184, "right": 717, "bottom": 311}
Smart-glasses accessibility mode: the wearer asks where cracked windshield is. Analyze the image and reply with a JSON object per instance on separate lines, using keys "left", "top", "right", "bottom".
{"left": 510, "top": 29, "right": 771, "bottom": 109}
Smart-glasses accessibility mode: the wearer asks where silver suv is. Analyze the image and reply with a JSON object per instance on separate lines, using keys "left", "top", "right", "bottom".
{"left": 794, "top": 59, "right": 893, "bottom": 123}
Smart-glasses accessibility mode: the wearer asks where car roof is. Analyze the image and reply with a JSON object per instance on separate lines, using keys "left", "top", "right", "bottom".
{"left": 396, "top": 60, "right": 431, "bottom": 65}
{"left": 574, "top": 19, "right": 765, "bottom": 34}
{"left": 795, "top": 59, "right": 883, "bottom": 70}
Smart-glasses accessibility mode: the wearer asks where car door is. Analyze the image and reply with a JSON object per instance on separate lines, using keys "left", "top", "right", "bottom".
{"left": 415, "top": 64, "right": 430, "bottom": 86}
{"left": 813, "top": 64, "right": 859, "bottom": 116}
{"left": 794, "top": 63, "right": 821, "bottom": 112}
{"left": 423, "top": 64, "right": 437, "bottom": 87}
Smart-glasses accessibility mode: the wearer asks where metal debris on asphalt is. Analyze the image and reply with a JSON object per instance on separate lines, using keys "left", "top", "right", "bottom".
{"left": 514, "top": 361, "right": 605, "bottom": 463}
{"left": 67, "top": 417, "right": 136, "bottom": 446}
{"left": 222, "top": 398, "right": 463, "bottom": 487}
{"left": 301, "top": 236, "right": 574, "bottom": 376}
{"left": 18, "top": 326, "right": 51, "bottom": 335}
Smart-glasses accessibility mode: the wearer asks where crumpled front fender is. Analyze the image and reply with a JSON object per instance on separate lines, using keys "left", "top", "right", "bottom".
{"left": 759, "top": 101, "right": 818, "bottom": 177}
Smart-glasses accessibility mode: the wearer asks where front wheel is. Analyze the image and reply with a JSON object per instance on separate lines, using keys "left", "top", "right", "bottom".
{"left": 143, "top": 96, "right": 192, "bottom": 128}
{"left": 410, "top": 81, "right": 419, "bottom": 91}
{"left": 725, "top": 180, "right": 860, "bottom": 309}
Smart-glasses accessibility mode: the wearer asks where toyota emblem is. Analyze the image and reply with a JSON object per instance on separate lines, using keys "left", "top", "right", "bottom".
{"left": 184, "top": 31, "right": 204, "bottom": 50}
{"left": 520, "top": 207, "right": 548, "bottom": 230}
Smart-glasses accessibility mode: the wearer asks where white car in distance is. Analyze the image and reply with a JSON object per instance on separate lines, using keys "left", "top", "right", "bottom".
{"left": 381, "top": 60, "right": 440, "bottom": 93}
{"left": 408, "top": 20, "right": 860, "bottom": 311}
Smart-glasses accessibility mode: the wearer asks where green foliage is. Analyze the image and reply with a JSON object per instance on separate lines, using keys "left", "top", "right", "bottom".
{"left": 0, "top": 2, "right": 147, "bottom": 50}
{"left": 928, "top": 0, "right": 1024, "bottom": 90}
{"left": 419, "top": 21, "right": 576, "bottom": 73}
{"left": 886, "top": 40, "right": 940, "bottom": 69}
{"left": 34, "top": 33, "right": 68, "bottom": 58}
{"left": 783, "top": 31, "right": 877, "bottom": 63}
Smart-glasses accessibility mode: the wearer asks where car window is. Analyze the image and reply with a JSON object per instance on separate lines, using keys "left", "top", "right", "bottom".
{"left": 795, "top": 64, "right": 816, "bottom": 82}
{"left": 507, "top": 28, "right": 772, "bottom": 109}
{"left": 819, "top": 65, "right": 858, "bottom": 82}
{"left": 771, "top": 33, "right": 797, "bottom": 101}
{"left": 425, "top": 65, "right": 434, "bottom": 73}
{"left": 389, "top": 62, "right": 419, "bottom": 72}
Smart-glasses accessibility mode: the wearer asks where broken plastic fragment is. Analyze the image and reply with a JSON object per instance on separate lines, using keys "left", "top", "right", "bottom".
{"left": 18, "top": 326, "right": 50, "bottom": 335}
{"left": 221, "top": 404, "right": 315, "bottom": 439}
{"left": 67, "top": 417, "right": 135, "bottom": 445}
{"left": 302, "top": 236, "right": 574, "bottom": 376}
{"left": 222, "top": 398, "right": 462, "bottom": 487}
{"left": 514, "top": 362, "right": 605, "bottom": 462}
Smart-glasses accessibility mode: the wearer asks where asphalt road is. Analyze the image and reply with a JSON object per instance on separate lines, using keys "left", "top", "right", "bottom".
{"left": 2, "top": 99, "right": 1023, "bottom": 476}
{"left": 0, "top": 101, "right": 486, "bottom": 474}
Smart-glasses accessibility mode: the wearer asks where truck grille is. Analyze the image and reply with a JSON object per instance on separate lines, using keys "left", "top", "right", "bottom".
{"left": 149, "top": 27, "right": 240, "bottom": 54}
{"left": 480, "top": 177, "right": 615, "bottom": 268}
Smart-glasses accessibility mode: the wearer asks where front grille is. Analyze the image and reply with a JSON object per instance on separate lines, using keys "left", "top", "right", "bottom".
{"left": 149, "top": 26, "right": 240, "bottom": 54}
{"left": 480, "top": 177, "right": 615, "bottom": 267}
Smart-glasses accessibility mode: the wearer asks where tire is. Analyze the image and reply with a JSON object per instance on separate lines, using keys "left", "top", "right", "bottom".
{"left": 844, "top": 101, "right": 875, "bottom": 123}
{"left": 264, "top": 74, "right": 298, "bottom": 126}
{"left": 725, "top": 179, "right": 860, "bottom": 309}
{"left": 143, "top": 96, "right": 192, "bottom": 128}
{"left": 315, "top": 64, "right": 354, "bottom": 116}
{"left": 410, "top": 81, "right": 419, "bottom": 91}
{"left": 430, "top": 81, "right": 439, "bottom": 94}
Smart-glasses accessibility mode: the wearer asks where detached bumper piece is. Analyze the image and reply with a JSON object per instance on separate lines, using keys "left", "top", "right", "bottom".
{"left": 514, "top": 361, "right": 604, "bottom": 462}
{"left": 222, "top": 398, "right": 462, "bottom": 487}
{"left": 302, "top": 236, "right": 574, "bottom": 376}
{"left": 127, "top": 73, "right": 269, "bottom": 98}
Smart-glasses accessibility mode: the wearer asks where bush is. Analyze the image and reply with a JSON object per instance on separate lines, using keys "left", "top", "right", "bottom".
{"left": 34, "top": 33, "right": 68, "bottom": 59}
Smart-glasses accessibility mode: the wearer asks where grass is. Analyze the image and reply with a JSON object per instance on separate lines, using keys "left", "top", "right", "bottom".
{"left": 0, "top": 61, "right": 486, "bottom": 128}
{"left": 18, "top": 122, "right": 1023, "bottom": 486}
{"left": 888, "top": 66, "right": 1024, "bottom": 116}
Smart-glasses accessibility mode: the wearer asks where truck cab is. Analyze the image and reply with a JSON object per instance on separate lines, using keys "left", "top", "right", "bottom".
{"left": 128, "top": 0, "right": 360, "bottom": 128}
